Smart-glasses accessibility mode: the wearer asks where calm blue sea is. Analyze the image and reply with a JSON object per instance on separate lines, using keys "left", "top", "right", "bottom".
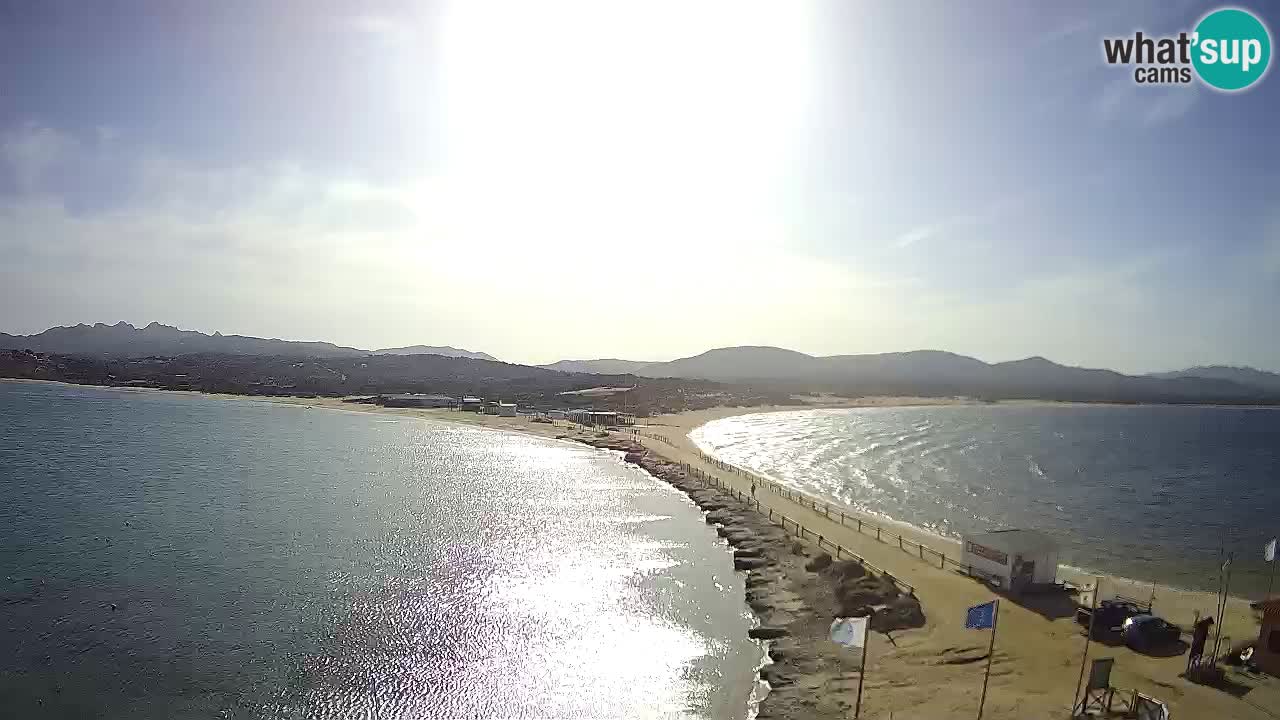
{"left": 692, "top": 405, "right": 1280, "bottom": 598}
{"left": 0, "top": 381, "right": 759, "bottom": 719}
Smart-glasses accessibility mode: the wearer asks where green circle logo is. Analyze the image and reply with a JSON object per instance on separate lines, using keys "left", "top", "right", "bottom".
{"left": 1192, "top": 7, "right": 1272, "bottom": 91}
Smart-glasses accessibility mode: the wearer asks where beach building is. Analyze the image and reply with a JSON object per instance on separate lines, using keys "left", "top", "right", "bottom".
{"left": 460, "top": 397, "right": 484, "bottom": 412}
{"left": 960, "top": 529, "right": 1059, "bottom": 594}
{"left": 565, "top": 409, "right": 636, "bottom": 427}
{"left": 380, "top": 393, "right": 455, "bottom": 408}
{"left": 497, "top": 403, "right": 517, "bottom": 417}
{"left": 1255, "top": 599, "right": 1280, "bottom": 677}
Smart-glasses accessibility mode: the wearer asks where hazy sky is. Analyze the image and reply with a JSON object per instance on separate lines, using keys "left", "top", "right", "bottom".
{"left": 2, "top": 1, "right": 1278, "bottom": 371}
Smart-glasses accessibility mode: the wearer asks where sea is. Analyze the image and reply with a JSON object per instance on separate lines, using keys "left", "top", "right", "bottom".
{"left": 0, "top": 381, "right": 761, "bottom": 719}
{"left": 691, "top": 404, "right": 1280, "bottom": 599}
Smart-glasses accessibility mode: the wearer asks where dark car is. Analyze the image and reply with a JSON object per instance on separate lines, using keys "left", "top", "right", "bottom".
{"left": 1078, "top": 599, "right": 1145, "bottom": 638}
{"left": 1122, "top": 615, "right": 1183, "bottom": 652}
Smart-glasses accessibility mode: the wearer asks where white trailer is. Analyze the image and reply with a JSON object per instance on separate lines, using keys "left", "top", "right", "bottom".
{"left": 960, "top": 529, "right": 1059, "bottom": 593}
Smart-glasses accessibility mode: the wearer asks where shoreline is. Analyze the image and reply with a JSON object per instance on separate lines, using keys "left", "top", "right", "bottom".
{"left": 576, "top": 431, "right": 928, "bottom": 720}
{"left": 7, "top": 380, "right": 1276, "bottom": 717}
{"left": 6, "top": 377, "right": 1265, "bottom": 610}
{"left": 681, "top": 405, "right": 1269, "bottom": 606}
{"left": 633, "top": 407, "right": 1273, "bottom": 718}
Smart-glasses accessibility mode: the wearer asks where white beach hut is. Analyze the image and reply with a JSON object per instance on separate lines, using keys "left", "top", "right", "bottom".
{"left": 960, "top": 529, "right": 1059, "bottom": 593}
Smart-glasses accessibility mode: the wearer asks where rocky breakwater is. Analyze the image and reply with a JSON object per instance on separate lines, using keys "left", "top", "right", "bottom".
{"left": 579, "top": 436, "right": 927, "bottom": 720}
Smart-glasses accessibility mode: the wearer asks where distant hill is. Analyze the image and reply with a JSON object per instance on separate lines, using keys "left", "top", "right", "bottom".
{"left": 540, "top": 358, "right": 657, "bottom": 375}
{"left": 371, "top": 345, "right": 498, "bottom": 361}
{"left": 547, "top": 346, "right": 1278, "bottom": 403}
{"left": 645, "top": 346, "right": 814, "bottom": 380}
{"left": 1, "top": 348, "right": 790, "bottom": 416}
{"left": 0, "top": 322, "right": 367, "bottom": 358}
{"left": 0, "top": 322, "right": 498, "bottom": 361}
{"left": 1148, "top": 366, "right": 1280, "bottom": 393}
{"left": 7, "top": 323, "right": 1278, "bottom": 405}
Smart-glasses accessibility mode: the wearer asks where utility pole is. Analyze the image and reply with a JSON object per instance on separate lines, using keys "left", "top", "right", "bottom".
{"left": 1072, "top": 577, "right": 1101, "bottom": 715}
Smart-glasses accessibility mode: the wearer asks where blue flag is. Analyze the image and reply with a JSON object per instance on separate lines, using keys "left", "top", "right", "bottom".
{"left": 966, "top": 601, "right": 997, "bottom": 629}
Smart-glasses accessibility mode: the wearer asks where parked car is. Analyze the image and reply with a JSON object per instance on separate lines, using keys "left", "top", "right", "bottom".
{"left": 1077, "top": 599, "right": 1146, "bottom": 638}
{"left": 1122, "top": 615, "right": 1183, "bottom": 652}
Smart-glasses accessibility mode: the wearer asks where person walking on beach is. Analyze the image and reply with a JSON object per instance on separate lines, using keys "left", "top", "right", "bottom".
{"left": 750, "top": 481, "right": 757, "bottom": 498}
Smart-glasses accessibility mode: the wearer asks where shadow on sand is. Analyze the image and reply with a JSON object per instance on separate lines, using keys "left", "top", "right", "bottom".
{"left": 1085, "top": 630, "right": 1188, "bottom": 659}
{"left": 1136, "top": 638, "right": 1190, "bottom": 658}
{"left": 990, "top": 585, "right": 1080, "bottom": 620}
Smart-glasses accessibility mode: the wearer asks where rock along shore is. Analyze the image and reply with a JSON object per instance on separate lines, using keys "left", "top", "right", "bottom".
{"left": 575, "top": 434, "right": 926, "bottom": 720}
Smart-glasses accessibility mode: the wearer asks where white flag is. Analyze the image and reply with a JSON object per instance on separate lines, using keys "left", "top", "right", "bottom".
{"left": 829, "top": 616, "right": 869, "bottom": 648}
{"left": 1266, "top": 538, "right": 1277, "bottom": 563}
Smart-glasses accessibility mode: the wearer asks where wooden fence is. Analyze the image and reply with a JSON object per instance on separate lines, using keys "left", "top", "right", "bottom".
{"left": 563, "top": 426, "right": 952, "bottom": 586}
{"left": 634, "top": 427, "right": 1053, "bottom": 592}
{"left": 678, "top": 448, "right": 998, "bottom": 579}
{"left": 674, "top": 459, "right": 916, "bottom": 596}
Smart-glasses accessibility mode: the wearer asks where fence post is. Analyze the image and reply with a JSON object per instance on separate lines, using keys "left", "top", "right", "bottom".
{"left": 919, "top": 545, "right": 924, "bottom": 560}
{"left": 858, "top": 519, "right": 862, "bottom": 532}
{"left": 940, "top": 553, "right": 946, "bottom": 569}
{"left": 899, "top": 537, "right": 904, "bottom": 551}
{"left": 876, "top": 527, "right": 881, "bottom": 541}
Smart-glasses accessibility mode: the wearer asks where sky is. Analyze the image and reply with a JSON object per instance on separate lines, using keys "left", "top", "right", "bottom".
{"left": 1, "top": 0, "right": 1278, "bottom": 372}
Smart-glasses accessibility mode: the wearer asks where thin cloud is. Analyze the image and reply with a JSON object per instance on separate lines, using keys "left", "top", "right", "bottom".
{"left": 1265, "top": 218, "right": 1280, "bottom": 275}
{"left": 1141, "top": 86, "right": 1199, "bottom": 127}
{"left": 1, "top": 123, "right": 76, "bottom": 192}
{"left": 890, "top": 190, "right": 1037, "bottom": 250}
{"left": 891, "top": 222, "right": 947, "bottom": 249}
{"left": 1093, "top": 78, "right": 1199, "bottom": 128}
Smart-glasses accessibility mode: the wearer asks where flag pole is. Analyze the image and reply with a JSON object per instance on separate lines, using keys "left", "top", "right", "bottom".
{"left": 1072, "top": 577, "right": 1101, "bottom": 715}
{"left": 854, "top": 618, "right": 870, "bottom": 719}
{"left": 1212, "top": 553, "right": 1233, "bottom": 662}
{"left": 977, "top": 600, "right": 1000, "bottom": 720}
{"left": 1268, "top": 538, "right": 1277, "bottom": 600}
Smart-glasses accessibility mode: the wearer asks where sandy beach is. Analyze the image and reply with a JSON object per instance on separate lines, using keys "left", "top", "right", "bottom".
{"left": 238, "top": 393, "right": 1277, "bottom": 719}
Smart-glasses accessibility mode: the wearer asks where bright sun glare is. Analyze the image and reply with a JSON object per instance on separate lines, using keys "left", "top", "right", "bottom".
{"left": 434, "top": 1, "right": 815, "bottom": 262}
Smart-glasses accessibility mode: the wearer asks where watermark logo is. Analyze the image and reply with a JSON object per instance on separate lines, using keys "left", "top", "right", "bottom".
{"left": 1102, "top": 6, "right": 1271, "bottom": 92}
{"left": 1193, "top": 7, "right": 1271, "bottom": 90}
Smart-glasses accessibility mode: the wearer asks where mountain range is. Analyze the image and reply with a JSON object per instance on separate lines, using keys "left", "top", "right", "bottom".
{"left": 542, "top": 346, "right": 1280, "bottom": 401}
{"left": 1146, "top": 365, "right": 1280, "bottom": 393}
{"left": 0, "top": 322, "right": 496, "bottom": 361}
{"left": 367, "top": 345, "right": 497, "bottom": 361}
{"left": 4, "top": 324, "right": 1280, "bottom": 403}
{"left": 540, "top": 358, "right": 655, "bottom": 375}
